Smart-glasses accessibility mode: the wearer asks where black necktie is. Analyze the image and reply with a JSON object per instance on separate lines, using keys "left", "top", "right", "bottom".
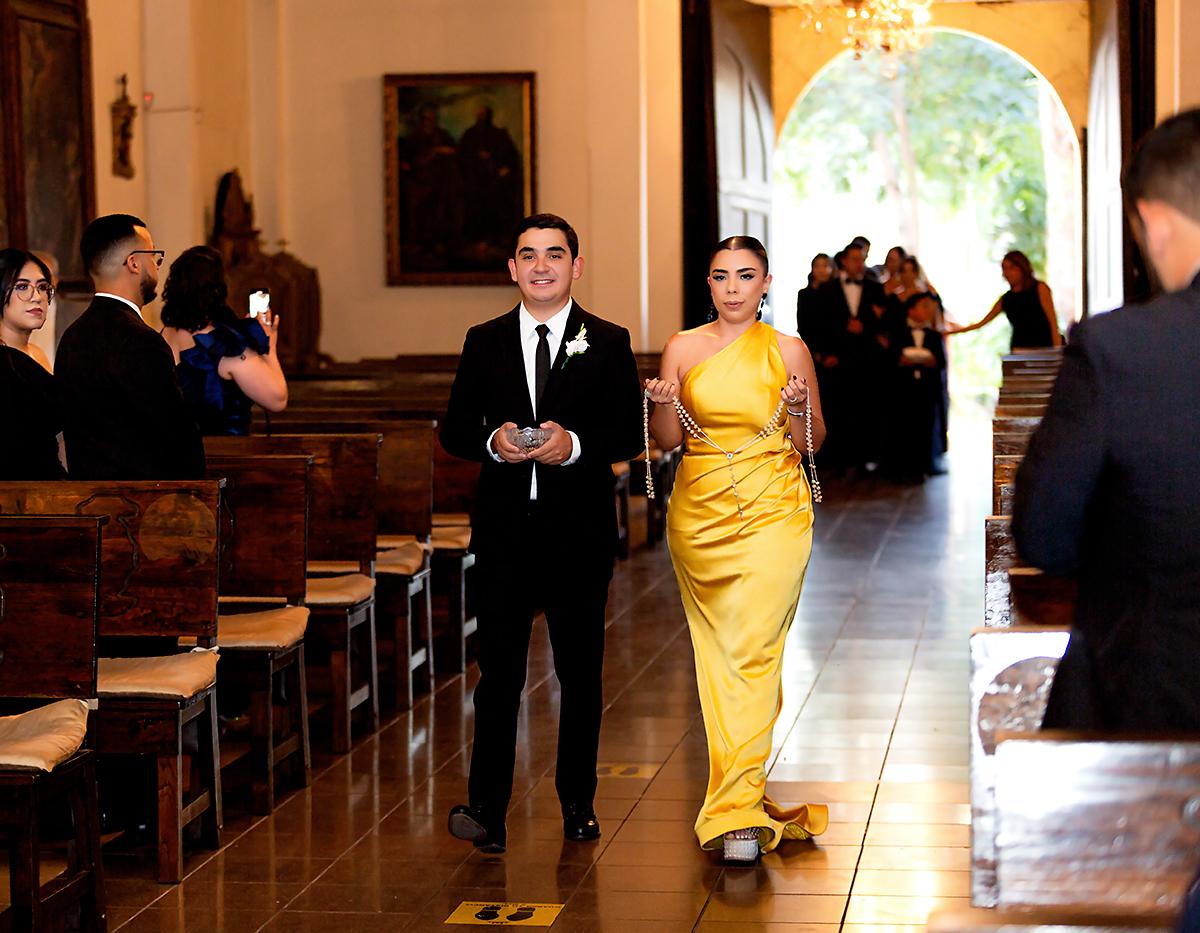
{"left": 534, "top": 323, "right": 550, "bottom": 413}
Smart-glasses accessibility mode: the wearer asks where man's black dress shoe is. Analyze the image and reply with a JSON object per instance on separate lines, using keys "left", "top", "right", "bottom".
{"left": 448, "top": 805, "right": 506, "bottom": 853}
{"left": 562, "top": 803, "right": 601, "bottom": 841}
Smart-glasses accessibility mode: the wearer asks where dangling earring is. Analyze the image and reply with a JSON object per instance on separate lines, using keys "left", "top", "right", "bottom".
{"left": 707, "top": 298, "right": 717, "bottom": 323}
{"left": 757, "top": 294, "right": 766, "bottom": 322}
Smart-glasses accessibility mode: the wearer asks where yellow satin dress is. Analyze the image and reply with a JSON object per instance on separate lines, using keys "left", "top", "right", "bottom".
{"left": 666, "top": 321, "right": 829, "bottom": 852}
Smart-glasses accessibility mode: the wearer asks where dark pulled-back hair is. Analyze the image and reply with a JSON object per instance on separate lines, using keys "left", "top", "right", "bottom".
{"left": 710, "top": 235, "right": 769, "bottom": 273}
{"left": 0, "top": 249, "right": 53, "bottom": 310}
{"left": 807, "top": 251, "right": 832, "bottom": 287}
{"left": 1002, "top": 250, "right": 1038, "bottom": 290}
{"left": 81, "top": 213, "right": 147, "bottom": 276}
{"left": 1125, "top": 108, "right": 1200, "bottom": 223}
{"left": 511, "top": 213, "right": 580, "bottom": 259}
{"left": 161, "top": 246, "right": 237, "bottom": 332}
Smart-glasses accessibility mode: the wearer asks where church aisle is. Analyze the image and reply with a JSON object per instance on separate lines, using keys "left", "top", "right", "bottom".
{"left": 106, "top": 416, "right": 992, "bottom": 933}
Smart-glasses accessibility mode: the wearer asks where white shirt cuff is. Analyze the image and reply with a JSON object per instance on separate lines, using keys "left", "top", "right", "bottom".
{"left": 563, "top": 431, "right": 581, "bottom": 466}
{"left": 485, "top": 428, "right": 504, "bottom": 463}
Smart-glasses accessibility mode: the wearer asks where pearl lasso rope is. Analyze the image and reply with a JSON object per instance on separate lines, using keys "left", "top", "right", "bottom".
{"left": 642, "top": 388, "right": 822, "bottom": 512}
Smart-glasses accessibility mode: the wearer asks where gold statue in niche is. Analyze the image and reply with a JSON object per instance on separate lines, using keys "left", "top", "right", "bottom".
{"left": 110, "top": 74, "right": 136, "bottom": 179}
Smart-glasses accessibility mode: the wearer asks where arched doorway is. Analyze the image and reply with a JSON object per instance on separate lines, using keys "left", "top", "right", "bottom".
{"left": 772, "top": 28, "right": 1082, "bottom": 407}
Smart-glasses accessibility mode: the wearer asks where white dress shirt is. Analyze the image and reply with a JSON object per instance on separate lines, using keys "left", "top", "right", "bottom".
{"left": 485, "top": 299, "right": 582, "bottom": 499}
{"left": 840, "top": 273, "right": 863, "bottom": 318}
{"left": 95, "top": 291, "right": 144, "bottom": 320}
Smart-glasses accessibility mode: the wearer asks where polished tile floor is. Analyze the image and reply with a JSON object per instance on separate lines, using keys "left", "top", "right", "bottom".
{"left": 105, "top": 415, "right": 991, "bottom": 932}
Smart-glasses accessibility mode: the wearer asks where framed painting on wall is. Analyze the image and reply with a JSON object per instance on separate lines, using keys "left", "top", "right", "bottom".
{"left": 383, "top": 71, "right": 536, "bottom": 286}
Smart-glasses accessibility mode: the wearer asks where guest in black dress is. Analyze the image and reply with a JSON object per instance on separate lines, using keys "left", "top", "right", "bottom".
{"left": 0, "top": 249, "right": 64, "bottom": 478}
{"left": 796, "top": 252, "right": 833, "bottom": 347}
{"left": 948, "top": 250, "right": 1062, "bottom": 350}
{"left": 158, "top": 246, "right": 288, "bottom": 435}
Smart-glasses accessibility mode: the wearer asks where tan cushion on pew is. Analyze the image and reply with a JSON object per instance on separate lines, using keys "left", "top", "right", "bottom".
{"left": 374, "top": 542, "right": 426, "bottom": 577}
{"left": 377, "top": 534, "right": 433, "bottom": 553}
{"left": 430, "top": 525, "right": 472, "bottom": 551}
{"left": 181, "top": 606, "right": 308, "bottom": 650}
{"left": 613, "top": 461, "right": 631, "bottom": 479}
{"left": 305, "top": 573, "right": 375, "bottom": 607}
{"left": 0, "top": 699, "right": 89, "bottom": 772}
{"left": 98, "top": 651, "right": 219, "bottom": 699}
{"left": 307, "top": 560, "right": 361, "bottom": 575}
{"left": 433, "top": 512, "right": 470, "bottom": 527}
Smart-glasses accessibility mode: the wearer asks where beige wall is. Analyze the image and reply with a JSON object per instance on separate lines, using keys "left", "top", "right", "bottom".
{"left": 90, "top": 1, "right": 149, "bottom": 221}
{"left": 1157, "top": 0, "right": 1200, "bottom": 119}
{"left": 770, "top": 1, "right": 1091, "bottom": 140}
{"left": 275, "top": 0, "right": 682, "bottom": 359}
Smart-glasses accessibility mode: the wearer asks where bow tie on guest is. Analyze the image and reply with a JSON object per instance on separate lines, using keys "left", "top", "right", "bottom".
{"left": 844, "top": 278, "right": 864, "bottom": 286}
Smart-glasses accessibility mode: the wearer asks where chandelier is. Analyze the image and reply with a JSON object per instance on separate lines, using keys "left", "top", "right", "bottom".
{"left": 791, "top": 0, "right": 933, "bottom": 60}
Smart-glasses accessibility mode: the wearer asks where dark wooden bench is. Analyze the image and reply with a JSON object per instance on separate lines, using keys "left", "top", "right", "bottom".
{"left": 204, "top": 452, "right": 313, "bottom": 813}
{"left": 0, "top": 481, "right": 225, "bottom": 884}
{"left": 984, "top": 517, "right": 1077, "bottom": 627}
{"left": 993, "top": 732, "right": 1200, "bottom": 912}
{"left": 207, "top": 435, "right": 381, "bottom": 753}
{"left": 930, "top": 905, "right": 1174, "bottom": 931}
{"left": 0, "top": 516, "right": 107, "bottom": 930}
{"left": 968, "top": 625, "right": 1071, "bottom": 907}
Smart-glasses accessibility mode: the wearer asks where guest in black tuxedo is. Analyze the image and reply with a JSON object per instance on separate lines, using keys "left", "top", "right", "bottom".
{"left": 1014, "top": 109, "right": 1200, "bottom": 732}
{"left": 57, "top": 214, "right": 204, "bottom": 479}
{"left": 815, "top": 242, "right": 889, "bottom": 470}
{"left": 441, "top": 214, "right": 643, "bottom": 853}
{"left": 0, "top": 249, "right": 63, "bottom": 479}
{"left": 883, "top": 292, "right": 946, "bottom": 482}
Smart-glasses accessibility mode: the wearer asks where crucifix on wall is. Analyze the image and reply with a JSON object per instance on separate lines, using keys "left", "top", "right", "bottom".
{"left": 110, "top": 74, "right": 136, "bottom": 179}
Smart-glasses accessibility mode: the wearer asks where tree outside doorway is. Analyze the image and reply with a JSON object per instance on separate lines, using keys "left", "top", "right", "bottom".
{"left": 772, "top": 29, "right": 1080, "bottom": 410}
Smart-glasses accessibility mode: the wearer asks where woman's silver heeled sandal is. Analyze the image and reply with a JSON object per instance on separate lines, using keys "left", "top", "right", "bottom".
{"left": 723, "top": 828, "right": 761, "bottom": 863}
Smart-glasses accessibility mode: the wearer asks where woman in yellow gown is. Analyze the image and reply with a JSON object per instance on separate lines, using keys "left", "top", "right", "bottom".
{"left": 645, "top": 236, "right": 829, "bottom": 862}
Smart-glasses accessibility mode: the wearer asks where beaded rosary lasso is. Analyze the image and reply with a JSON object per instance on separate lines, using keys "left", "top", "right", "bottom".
{"left": 642, "top": 389, "right": 822, "bottom": 518}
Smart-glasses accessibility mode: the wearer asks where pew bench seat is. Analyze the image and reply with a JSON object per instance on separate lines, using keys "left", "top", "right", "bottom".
{"left": 431, "top": 526, "right": 472, "bottom": 551}
{"left": 377, "top": 533, "right": 431, "bottom": 552}
{"left": 305, "top": 573, "right": 376, "bottom": 606}
{"left": 211, "top": 607, "right": 309, "bottom": 650}
{"left": 97, "top": 652, "right": 219, "bottom": 699}
{"left": 0, "top": 700, "right": 89, "bottom": 773}
{"left": 433, "top": 512, "right": 470, "bottom": 527}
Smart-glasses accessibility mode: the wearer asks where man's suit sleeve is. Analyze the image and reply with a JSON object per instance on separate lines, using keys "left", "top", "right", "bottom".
{"left": 122, "top": 328, "right": 205, "bottom": 478}
{"left": 575, "top": 327, "right": 644, "bottom": 467}
{"left": 440, "top": 328, "right": 491, "bottom": 463}
{"left": 1012, "top": 325, "right": 1106, "bottom": 574}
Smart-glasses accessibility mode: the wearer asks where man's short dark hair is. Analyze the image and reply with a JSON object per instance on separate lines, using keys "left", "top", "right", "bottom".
{"left": 844, "top": 242, "right": 865, "bottom": 256}
{"left": 851, "top": 235, "right": 871, "bottom": 250}
{"left": 81, "top": 213, "right": 147, "bottom": 276}
{"left": 511, "top": 213, "right": 579, "bottom": 259}
{"left": 1125, "top": 109, "right": 1200, "bottom": 224}
{"left": 904, "top": 290, "right": 935, "bottom": 312}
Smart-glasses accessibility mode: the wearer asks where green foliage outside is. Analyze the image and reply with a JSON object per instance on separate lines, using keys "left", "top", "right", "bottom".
{"left": 777, "top": 31, "right": 1049, "bottom": 406}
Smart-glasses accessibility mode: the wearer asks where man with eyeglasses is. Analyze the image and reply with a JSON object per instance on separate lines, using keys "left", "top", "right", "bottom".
{"left": 57, "top": 213, "right": 204, "bottom": 479}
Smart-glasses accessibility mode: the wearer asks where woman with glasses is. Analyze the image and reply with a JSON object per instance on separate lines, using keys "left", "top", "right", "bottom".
{"left": 0, "top": 248, "right": 64, "bottom": 477}
{"left": 159, "top": 246, "right": 288, "bottom": 435}
{"left": 0, "top": 248, "right": 55, "bottom": 373}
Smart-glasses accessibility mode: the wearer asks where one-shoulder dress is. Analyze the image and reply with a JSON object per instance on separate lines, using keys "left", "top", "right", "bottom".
{"left": 666, "top": 321, "right": 828, "bottom": 851}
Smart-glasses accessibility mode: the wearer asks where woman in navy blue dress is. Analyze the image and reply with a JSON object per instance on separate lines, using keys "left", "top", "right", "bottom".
{"left": 159, "top": 246, "right": 288, "bottom": 435}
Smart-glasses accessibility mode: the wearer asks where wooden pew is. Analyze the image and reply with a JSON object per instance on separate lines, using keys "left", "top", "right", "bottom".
{"left": 0, "top": 481, "right": 225, "bottom": 884}
{"left": 969, "top": 626, "right": 1070, "bottom": 907}
{"left": 993, "top": 732, "right": 1200, "bottom": 913}
{"left": 930, "top": 905, "right": 1174, "bottom": 931}
{"left": 259, "top": 416, "right": 476, "bottom": 678}
{"left": 984, "top": 517, "right": 1077, "bottom": 627}
{"left": 0, "top": 516, "right": 107, "bottom": 931}
{"left": 203, "top": 453, "right": 313, "bottom": 813}
{"left": 206, "top": 435, "right": 382, "bottom": 752}
{"left": 210, "top": 424, "right": 436, "bottom": 709}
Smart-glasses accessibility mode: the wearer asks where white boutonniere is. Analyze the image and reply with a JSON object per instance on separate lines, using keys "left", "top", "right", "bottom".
{"left": 561, "top": 324, "right": 589, "bottom": 369}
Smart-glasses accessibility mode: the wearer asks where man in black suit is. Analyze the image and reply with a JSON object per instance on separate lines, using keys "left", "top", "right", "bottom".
{"left": 1014, "top": 109, "right": 1200, "bottom": 732}
{"left": 815, "top": 241, "right": 889, "bottom": 470}
{"left": 57, "top": 214, "right": 204, "bottom": 479}
{"left": 441, "top": 214, "right": 643, "bottom": 852}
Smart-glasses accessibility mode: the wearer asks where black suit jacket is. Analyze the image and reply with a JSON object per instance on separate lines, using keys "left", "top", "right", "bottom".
{"left": 1013, "top": 275, "right": 1200, "bottom": 731}
{"left": 439, "top": 303, "right": 644, "bottom": 560}
{"left": 814, "top": 277, "right": 889, "bottom": 361}
{"left": 57, "top": 296, "right": 205, "bottom": 479}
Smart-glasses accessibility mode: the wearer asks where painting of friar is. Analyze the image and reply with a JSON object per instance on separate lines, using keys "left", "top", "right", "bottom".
{"left": 384, "top": 72, "right": 535, "bottom": 285}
